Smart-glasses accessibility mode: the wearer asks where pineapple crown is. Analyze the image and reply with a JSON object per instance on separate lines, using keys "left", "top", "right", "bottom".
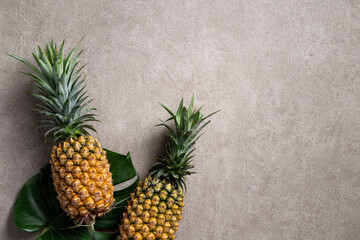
{"left": 7, "top": 37, "right": 98, "bottom": 142}
{"left": 149, "top": 96, "right": 219, "bottom": 190}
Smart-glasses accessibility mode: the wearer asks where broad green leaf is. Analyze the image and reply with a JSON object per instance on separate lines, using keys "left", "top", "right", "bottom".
{"left": 37, "top": 227, "right": 116, "bottom": 240}
{"left": 105, "top": 149, "right": 137, "bottom": 185}
{"left": 14, "top": 174, "right": 51, "bottom": 232}
{"left": 93, "top": 231, "right": 117, "bottom": 240}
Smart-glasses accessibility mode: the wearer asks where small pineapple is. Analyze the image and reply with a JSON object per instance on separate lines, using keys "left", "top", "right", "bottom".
{"left": 118, "top": 97, "right": 218, "bottom": 240}
{"left": 8, "top": 39, "right": 114, "bottom": 224}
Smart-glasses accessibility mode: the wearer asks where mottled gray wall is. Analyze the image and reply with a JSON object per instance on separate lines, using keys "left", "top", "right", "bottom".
{"left": 1, "top": 1, "right": 360, "bottom": 239}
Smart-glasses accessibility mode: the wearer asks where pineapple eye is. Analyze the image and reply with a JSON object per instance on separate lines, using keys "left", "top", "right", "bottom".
{"left": 158, "top": 202, "right": 167, "bottom": 213}
{"left": 146, "top": 188, "right": 155, "bottom": 198}
{"left": 92, "top": 189, "right": 103, "bottom": 202}
{"left": 154, "top": 226, "right": 163, "bottom": 237}
{"left": 59, "top": 195, "right": 70, "bottom": 208}
{"left": 163, "top": 221, "right": 171, "bottom": 230}
{"left": 123, "top": 218, "right": 131, "bottom": 228}
{"left": 66, "top": 147, "right": 75, "bottom": 158}
{"left": 135, "top": 205, "right": 144, "bottom": 215}
{"left": 73, "top": 142, "right": 81, "bottom": 152}
{"left": 77, "top": 136, "right": 86, "bottom": 144}
{"left": 56, "top": 148, "right": 63, "bottom": 158}
{"left": 87, "top": 153, "right": 96, "bottom": 161}
{"left": 71, "top": 179, "right": 81, "bottom": 188}
{"left": 176, "top": 210, "right": 182, "bottom": 216}
{"left": 146, "top": 232, "right": 156, "bottom": 240}
{"left": 80, "top": 160, "right": 90, "bottom": 172}
{"left": 65, "top": 160, "right": 74, "bottom": 171}
{"left": 104, "top": 192, "right": 113, "bottom": 203}
{"left": 64, "top": 186, "right": 74, "bottom": 198}
{"left": 136, "top": 186, "right": 142, "bottom": 194}
{"left": 71, "top": 194, "right": 82, "bottom": 207}
{"left": 71, "top": 166, "right": 81, "bottom": 175}
{"left": 93, "top": 146, "right": 100, "bottom": 155}
{"left": 159, "top": 190, "right": 168, "bottom": 201}
{"left": 64, "top": 173, "right": 74, "bottom": 185}
{"left": 134, "top": 218, "right": 143, "bottom": 230}
{"left": 52, "top": 161, "right": 61, "bottom": 171}
{"left": 170, "top": 190, "right": 178, "bottom": 199}
{"left": 85, "top": 179, "right": 95, "bottom": 189}
{"left": 140, "top": 224, "right": 151, "bottom": 235}
{"left": 59, "top": 180, "right": 67, "bottom": 192}
{"left": 95, "top": 200, "right": 105, "bottom": 210}
{"left": 58, "top": 167, "right": 67, "bottom": 178}
{"left": 59, "top": 153, "right": 67, "bottom": 165}
{"left": 94, "top": 174, "right": 104, "bottom": 183}
{"left": 78, "top": 206, "right": 89, "bottom": 217}
{"left": 78, "top": 186, "right": 89, "bottom": 198}
{"left": 138, "top": 193, "right": 146, "bottom": 203}
{"left": 84, "top": 197, "right": 95, "bottom": 208}
{"left": 66, "top": 204, "right": 78, "bottom": 216}
{"left": 165, "top": 210, "right": 173, "bottom": 220}
{"left": 148, "top": 217, "right": 157, "bottom": 227}
{"left": 168, "top": 228, "right": 176, "bottom": 236}
{"left": 154, "top": 182, "right": 162, "bottom": 192}
{"left": 129, "top": 212, "right": 137, "bottom": 223}
{"left": 172, "top": 204, "right": 179, "bottom": 211}
{"left": 88, "top": 167, "right": 97, "bottom": 179}
{"left": 165, "top": 183, "right": 172, "bottom": 193}
{"left": 166, "top": 197, "right": 174, "bottom": 208}
{"left": 133, "top": 232, "right": 143, "bottom": 240}
{"left": 141, "top": 211, "right": 150, "bottom": 223}
{"left": 157, "top": 214, "right": 165, "bottom": 225}
{"left": 151, "top": 195, "right": 160, "bottom": 205}
{"left": 149, "top": 206, "right": 158, "bottom": 217}
{"left": 86, "top": 141, "right": 94, "bottom": 151}
{"left": 144, "top": 199, "right": 152, "bottom": 210}
{"left": 62, "top": 141, "right": 70, "bottom": 150}
{"left": 80, "top": 147, "right": 90, "bottom": 158}
{"left": 161, "top": 233, "right": 169, "bottom": 239}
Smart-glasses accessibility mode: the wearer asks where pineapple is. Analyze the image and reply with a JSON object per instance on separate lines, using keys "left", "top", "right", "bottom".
{"left": 118, "top": 97, "right": 218, "bottom": 240}
{"left": 8, "top": 39, "right": 114, "bottom": 224}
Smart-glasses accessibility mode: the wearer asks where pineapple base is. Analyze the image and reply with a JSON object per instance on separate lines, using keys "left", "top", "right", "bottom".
{"left": 50, "top": 135, "right": 114, "bottom": 221}
{"left": 118, "top": 177, "right": 184, "bottom": 240}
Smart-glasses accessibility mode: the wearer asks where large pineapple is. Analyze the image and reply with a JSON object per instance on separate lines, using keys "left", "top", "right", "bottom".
{"left": 118, "top": 97, "right": 218, "bottom": 240}
{"left": 8, "top": 39, "right": 114, "bottom": 224}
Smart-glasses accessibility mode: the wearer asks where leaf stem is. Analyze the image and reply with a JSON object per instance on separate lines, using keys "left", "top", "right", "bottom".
{"left": 38, "top": 212, "right": 66, "bottom": 237}
{"left": 87, "top": 224, "right": 96, "bottom": 240}
{"left": 38, "top": 227, "right": 49, "bottom": 238}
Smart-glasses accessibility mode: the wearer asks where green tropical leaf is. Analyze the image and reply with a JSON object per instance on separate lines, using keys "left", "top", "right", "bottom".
{"left": 105, "top": 149, "right": 137, "bottom": 185}
{"left": 14, "top": 174, "right": 51, "bottom": 232}
{"left": 36, "top": 227, "right": 116, "bottom": 240}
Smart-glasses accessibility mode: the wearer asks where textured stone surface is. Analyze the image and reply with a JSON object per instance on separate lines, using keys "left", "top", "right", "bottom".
{"left": 1, "top": 0, "right": 360, "bottom": 239}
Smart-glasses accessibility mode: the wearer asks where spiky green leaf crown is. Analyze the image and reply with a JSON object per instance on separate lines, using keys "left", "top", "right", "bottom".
{"left": 149, "top": 96, "right": 219, "bottom": 190}
{"left": 7, "top": 37, "right": 98, "bottom": 142}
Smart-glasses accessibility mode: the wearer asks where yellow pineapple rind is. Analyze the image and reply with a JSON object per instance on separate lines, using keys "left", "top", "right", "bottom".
{"left": 118, "top": 176, "right": 184, "bottom": 240}
{"left": 50, "top": 135, "right": 114, "bottom": 220}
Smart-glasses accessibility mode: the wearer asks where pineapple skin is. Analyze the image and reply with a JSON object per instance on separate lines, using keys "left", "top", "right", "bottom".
{"left": 118, "top": 177, "right": 184, "bottom": 240}
{"left": 50, "top": 135, "right": 114, "bottom": 220}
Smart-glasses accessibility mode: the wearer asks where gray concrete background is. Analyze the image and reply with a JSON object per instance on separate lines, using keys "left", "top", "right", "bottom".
{"left": 1, "top": 0, "right": 360, "bottom": 239}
